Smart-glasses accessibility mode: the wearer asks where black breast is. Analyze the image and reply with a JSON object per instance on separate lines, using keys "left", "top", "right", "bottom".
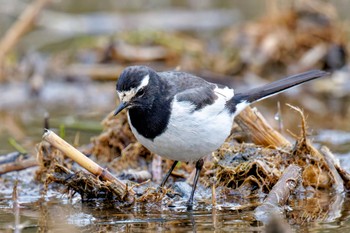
{"left": 128, "top": 98, "right": 172, "bottom": 140}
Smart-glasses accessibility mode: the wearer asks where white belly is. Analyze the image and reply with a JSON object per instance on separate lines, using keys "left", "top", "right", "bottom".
{"left": 128, "top": 89, "right": 235, "bottom": 162}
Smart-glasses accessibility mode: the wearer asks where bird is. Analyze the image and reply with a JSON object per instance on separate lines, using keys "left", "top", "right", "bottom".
{"left": 113, "top": 65, "right": 328, "bottom": 208}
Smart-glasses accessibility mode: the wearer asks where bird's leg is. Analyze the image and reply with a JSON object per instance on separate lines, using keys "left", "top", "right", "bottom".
{"left": 187, "top": 158, "right": 204, "bottom": 209}
{"left": 158, "top": 160, "right": 178, "bottom": 189}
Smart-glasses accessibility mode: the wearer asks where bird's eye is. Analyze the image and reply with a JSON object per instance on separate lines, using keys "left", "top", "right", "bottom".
{"left": 137, "top": 88, "right": 145, "bottom": 96}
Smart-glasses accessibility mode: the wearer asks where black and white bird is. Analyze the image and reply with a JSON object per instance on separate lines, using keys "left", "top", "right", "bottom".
{"left": 113, "top": 65, "right": 328, "bottom": 208}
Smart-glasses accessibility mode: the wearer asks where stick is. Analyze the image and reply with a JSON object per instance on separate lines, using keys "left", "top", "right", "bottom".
{"left": 0, "top": 0, "right": 50, "bottom": 80}
{"left": 255, "top": 164, "right": 301, "bottom": 218}
{"left": 211, "top": 184, "right": 217, "bottom": 207}
{"left": 334, "top": 164, "right": 350, "bottom": 191}
{"left": 0, "top": 158, "right": 38, "bottom": 175}
{"left": 320, "top": 146, "right": 344, "bottom": 193}
{"left": 42, "top": 129, "right": 135, "bottom": 199}
{"left": 235, "top": 106, "right": 291, "bottom": 148}
{"left": 262, "top": 164, "right": 301, "bottom": 205}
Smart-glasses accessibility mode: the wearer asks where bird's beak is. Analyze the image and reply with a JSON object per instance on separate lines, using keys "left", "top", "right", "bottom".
{"left": 114, "top": 101, "right": 128, "bottom": 116}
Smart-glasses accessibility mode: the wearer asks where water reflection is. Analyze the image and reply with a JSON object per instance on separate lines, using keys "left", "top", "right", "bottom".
{"left": 2, "top": 184, "right": 350, "bottom": 232}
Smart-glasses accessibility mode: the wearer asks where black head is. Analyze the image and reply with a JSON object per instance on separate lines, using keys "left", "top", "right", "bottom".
{"left": 114, "top": 66, "right": 159, "bottom": 115}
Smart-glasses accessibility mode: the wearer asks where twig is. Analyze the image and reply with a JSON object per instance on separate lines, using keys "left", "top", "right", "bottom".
{"left": 334, "top": 163, "right": 350, "bottom": 191}
{"left": 42, "top": 129, "right": 135, "bottom": 200}
{"left": 320, "top": 146, "right": 344, "bottom": 193}
{"left": 255, "top": 164, "right": 301, "bottom": 220}
{"left": 13, "top": 180, "right": 20, "bottom": 233}
{"left": 316, "top": 135, "right": 350, "bottom": 190}
{"left": 0, "top": 0, "right": 50, "bottom": 81}
{"left": 286, "top": 104, "right": 307, "bottom": 140}
{"left": 0, "top": 158, "right": 38, "bottom": 175}
{"left": 212, "top": 183, "right": 217, "bottom": 207}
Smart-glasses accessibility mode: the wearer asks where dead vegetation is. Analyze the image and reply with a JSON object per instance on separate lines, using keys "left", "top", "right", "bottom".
{"left": 34, "top": 101, "right": 350, "bottom": 225}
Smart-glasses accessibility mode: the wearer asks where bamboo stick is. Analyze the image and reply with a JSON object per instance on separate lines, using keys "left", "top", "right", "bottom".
{"left": 235, "top": 106, "right": 291, "bottom": 148}
{"left": 42, "top": 129, "right": 135, "bottom": 200}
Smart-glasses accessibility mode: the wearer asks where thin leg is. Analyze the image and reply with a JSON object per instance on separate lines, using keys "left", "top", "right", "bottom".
{"left": 159, "top": 160, "right": 178, "bottom": 188}
{"left": 187, "top": 159, "right": 204, "bottom": 209}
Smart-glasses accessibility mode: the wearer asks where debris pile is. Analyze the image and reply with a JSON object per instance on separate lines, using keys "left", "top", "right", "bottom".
{"left": 34, "top": 104, "right": 350, "bottom": 224}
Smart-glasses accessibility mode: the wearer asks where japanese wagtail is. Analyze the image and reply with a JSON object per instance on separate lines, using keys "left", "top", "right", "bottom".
{"left": 114, "top": 65, "right": 328, "bottom": 208}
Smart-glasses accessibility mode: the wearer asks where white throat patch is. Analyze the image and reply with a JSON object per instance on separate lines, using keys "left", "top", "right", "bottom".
{"left": 117, "top": 74, "right": 150, "bottom": 102}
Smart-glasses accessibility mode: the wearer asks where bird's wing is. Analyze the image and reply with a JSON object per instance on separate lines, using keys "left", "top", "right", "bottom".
{"left": 175, "top": 85, "right": 218, "bottom": 111}
{"left": 159, "top": 71, "right": 234, "bottom": 111}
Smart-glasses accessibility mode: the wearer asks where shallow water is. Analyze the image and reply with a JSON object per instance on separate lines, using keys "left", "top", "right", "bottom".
{"left": 2, "top": 159, "right": 350, "bottom": 232}
{"left": 1, "top": 192, "right": 350, "bottom": 232}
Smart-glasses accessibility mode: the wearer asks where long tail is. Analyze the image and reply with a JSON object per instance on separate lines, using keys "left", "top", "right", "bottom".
{"left": 226, "top": 70, "right": 329, "bottom": 115}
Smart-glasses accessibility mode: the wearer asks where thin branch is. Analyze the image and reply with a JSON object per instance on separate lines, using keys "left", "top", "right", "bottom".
{"left": 0, "top": 0, "right": 50, "bottom": 80}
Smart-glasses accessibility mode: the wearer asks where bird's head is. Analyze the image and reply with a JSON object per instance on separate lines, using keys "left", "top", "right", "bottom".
{"left": 114, "top": 66, "right": 158, "bottom": 116}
